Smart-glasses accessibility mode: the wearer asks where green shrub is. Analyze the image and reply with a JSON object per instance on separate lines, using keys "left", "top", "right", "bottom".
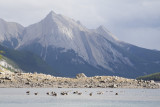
{"left": 136, "top": 72, "right": 160, "bottom": 81}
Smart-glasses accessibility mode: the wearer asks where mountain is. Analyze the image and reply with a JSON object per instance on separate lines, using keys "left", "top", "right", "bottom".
{"left": 0, "top": 11, "right": 160, "bottom": 78}
{"left": 0, "top": 45, "right": 57, "bottom": 75}
{"left": 0, "top": 18, "right": 24, "bottom": 48}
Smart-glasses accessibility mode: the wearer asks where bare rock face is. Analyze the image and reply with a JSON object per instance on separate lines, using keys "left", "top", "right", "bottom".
{"left": 76, "top": 73, "right": 87, "bottom": 79}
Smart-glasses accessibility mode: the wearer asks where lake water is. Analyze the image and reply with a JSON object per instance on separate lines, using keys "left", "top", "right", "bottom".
{"left": 0, "top": 88, "right": 160, "bottom": 107}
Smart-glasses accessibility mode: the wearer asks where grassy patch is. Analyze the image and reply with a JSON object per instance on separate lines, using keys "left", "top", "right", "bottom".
{"left": 136, "top": 72, "right": 160, "bottom": 81}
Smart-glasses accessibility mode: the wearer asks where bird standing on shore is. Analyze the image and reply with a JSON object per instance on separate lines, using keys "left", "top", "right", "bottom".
{"left": 51, "top": 92, "right": 57, "bottom": 96}
{"left": 89, "top": 93, "right": 93, "bottom": 96}
{"left": 46, "top": 92, "right": 50, "bottom": 95}
{"left": 26, "top": 91, "right": 30, "bottom": 95}
{"left": 34, "top": 92, "right": 38, "bottom": 95}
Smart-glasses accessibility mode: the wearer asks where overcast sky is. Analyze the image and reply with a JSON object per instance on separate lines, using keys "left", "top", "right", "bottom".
{"left": 0, "top": 0, "right": 160, "bottom": 50}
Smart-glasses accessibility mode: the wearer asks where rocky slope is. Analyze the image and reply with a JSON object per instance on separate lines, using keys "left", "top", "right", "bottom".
{"left": 0, "top": 45, "right": 58, "bottom": 75}
{"left": 0, "top": 59, "right": 22, "bottom": 73}
{"left": 0, "top": 18, "right": 24, "bottom": 48}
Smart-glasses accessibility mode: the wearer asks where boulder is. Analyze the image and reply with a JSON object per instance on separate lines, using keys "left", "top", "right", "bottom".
{"left": 76, "top": 73, "right": 87, "bottom": 79}
{"left": 5, "top": 75, "right": 13, "bottom": 80}
{"left": 0, "top": 72, "right": 5, "bottom": 75}
{"left": 150, "top": 80, "right": 155, "bottom": 84}
{"left": 110, "top": 84, "right": 118, "bottom": 88}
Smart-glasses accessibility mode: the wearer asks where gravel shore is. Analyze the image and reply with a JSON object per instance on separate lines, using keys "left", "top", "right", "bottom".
{"left": 0, "top": 72, "right": 159, "bottom": 88}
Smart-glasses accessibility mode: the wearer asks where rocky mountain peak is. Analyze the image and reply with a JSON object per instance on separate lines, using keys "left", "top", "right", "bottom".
{"left": 96, "top": 25, "right": 118, "bottom": 42}
{"left": 1, "top": 11, "right": 160, "bottom": 78}
{"left": 0, "top": 18, "right": 24, "bottom": 48}
{"left": 44, "top": 10, "right": 57, "bottom": 21}
{"left": 97, "top": 25, "right": 107, "bottom": 31}
{"left": 48, "top": 10, "right": 56, "bottom": 15}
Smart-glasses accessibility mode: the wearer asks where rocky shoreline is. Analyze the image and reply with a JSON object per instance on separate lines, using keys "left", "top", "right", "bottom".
{"left": 0, "top": 72, "right": 159, "bottom": 88}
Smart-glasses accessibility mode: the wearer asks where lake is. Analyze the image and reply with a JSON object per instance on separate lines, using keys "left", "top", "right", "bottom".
{"left": 0, "top": 88, "right": 160, "bottom": 107}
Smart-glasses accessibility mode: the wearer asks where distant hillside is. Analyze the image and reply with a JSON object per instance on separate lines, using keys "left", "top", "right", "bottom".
{"left": 136, "top": 72, "right": 160, "bottom": 81}
{"left": 0, "top": 45, "right": 58, "bottom": 76}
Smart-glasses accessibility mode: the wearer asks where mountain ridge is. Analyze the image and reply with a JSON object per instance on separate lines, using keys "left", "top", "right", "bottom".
{"left": 0, "top": 11, "right": 160, "bottom": 78}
